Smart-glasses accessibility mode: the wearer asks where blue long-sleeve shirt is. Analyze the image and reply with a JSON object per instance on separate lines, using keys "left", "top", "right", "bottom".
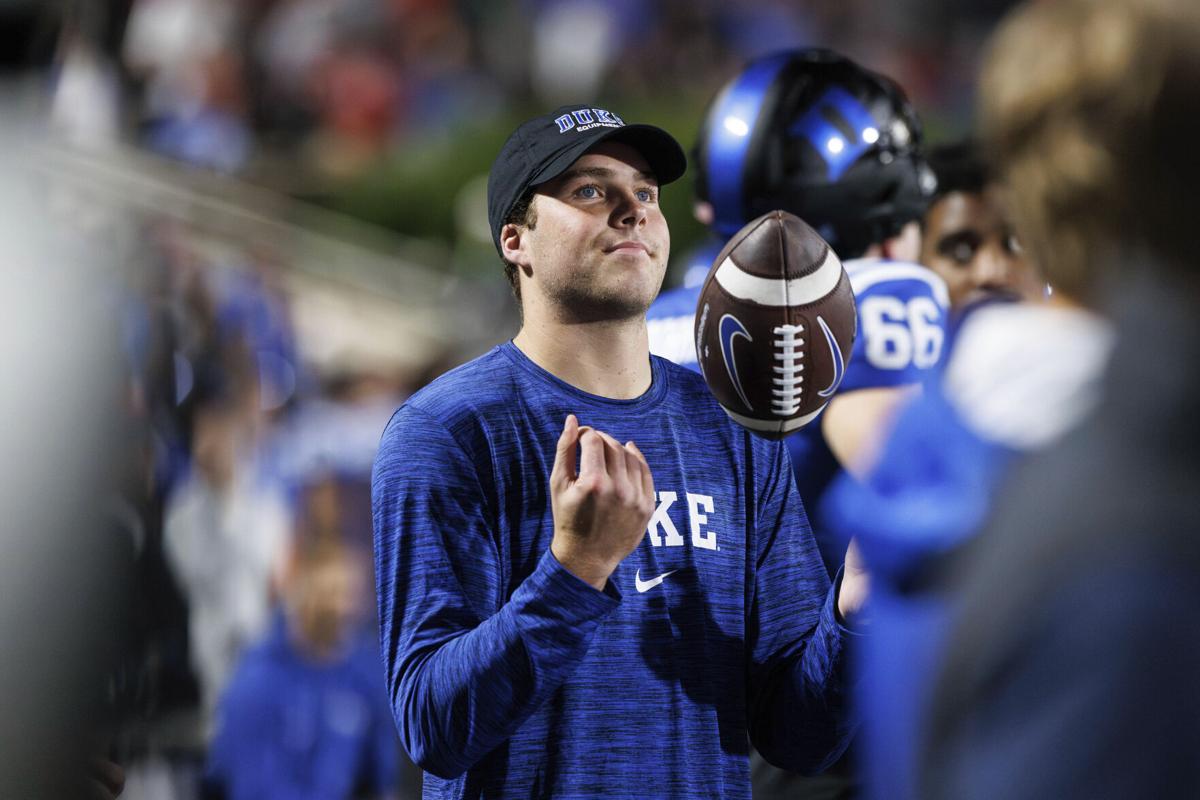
{"left": 372, "top": 343, "right": 853, "bottom": 799}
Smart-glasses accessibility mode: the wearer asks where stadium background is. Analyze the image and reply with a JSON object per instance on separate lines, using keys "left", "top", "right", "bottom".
{"left": 0, "top": 1, "right": 1020, "bottom": 798}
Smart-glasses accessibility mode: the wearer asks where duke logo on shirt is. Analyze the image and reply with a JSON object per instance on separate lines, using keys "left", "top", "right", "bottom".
{"left": 645, "top": 490, "right": 717, "bottom": 550}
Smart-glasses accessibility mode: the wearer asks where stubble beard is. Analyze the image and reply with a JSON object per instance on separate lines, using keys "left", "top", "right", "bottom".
{"left": 541, "top": 253, "right": 666, "bottom": 325}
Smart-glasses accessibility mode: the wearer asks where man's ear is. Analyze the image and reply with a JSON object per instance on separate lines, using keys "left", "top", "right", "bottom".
{"left": 500, "top": 223, "right": 532, "bottom": 271}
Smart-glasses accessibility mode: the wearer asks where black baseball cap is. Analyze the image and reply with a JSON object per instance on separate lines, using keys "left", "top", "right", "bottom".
{"left": 486, "top": 104, "right": 688, "bottom": 254}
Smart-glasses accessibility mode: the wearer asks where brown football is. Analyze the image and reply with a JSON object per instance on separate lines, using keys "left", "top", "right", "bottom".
{"left": 694, "top": 210, "right": 857, "bottom": 439}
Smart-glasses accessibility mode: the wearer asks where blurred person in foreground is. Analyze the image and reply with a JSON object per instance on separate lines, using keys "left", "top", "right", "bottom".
{"left": 373, "top": 104, "right": 866, "bottom": 799}
{"left": 912, "top": 0, "right": 1200, "bottom": 797}
{"left": 205, "top": 537, "right": 399, "bottom": 800}
{"left": 919, "top": 141, "right": 1045, "bottom": 310}
{"left": 0, "top": 136, "right": 130, "bottom": 798}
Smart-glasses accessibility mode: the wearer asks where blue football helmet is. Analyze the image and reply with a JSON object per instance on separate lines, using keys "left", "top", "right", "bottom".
{"left": 694, "top": 48, "right": 936, "bottom": 257}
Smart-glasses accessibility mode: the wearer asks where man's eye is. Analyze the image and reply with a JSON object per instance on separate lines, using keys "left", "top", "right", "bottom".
{"left": 949, "top": 241, "right": 976, "bottom": 264}
{"left": 636, "top": 188, "right": 655, "bottom": 202}
{"left": 577, "top": 185, "right": 600, "bottom": 199}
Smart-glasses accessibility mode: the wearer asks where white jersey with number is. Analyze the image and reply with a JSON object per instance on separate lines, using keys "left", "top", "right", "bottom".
{"left": 838, "top": 257, "right": 949, "bottom": 391}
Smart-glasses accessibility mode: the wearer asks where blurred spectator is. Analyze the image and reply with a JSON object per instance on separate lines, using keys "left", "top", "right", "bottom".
{"left": 163, "top": 340, "right": 292, "bottom": 725}
{"left": 305, "top": 36, "right": 401, "bottom": 177}
{"left": 124, "top": 0, "right": 251, "bottom": 171}
{"left": 204, "top": 537, "right": 399, "bottom": 800}
{"left": 251, "top": 0, "right": 342, "bottom": 137}
{"left": 529, "top": 0, "right": 625, "bottom": 104}
{"left": 210, "top": 245, "right": 301, "bottom": 414}
{"left": 50, "top": 31, "right": 122, "bottom": 148}
{"left": 278, "top": 366, "right": 408, "bottom": 463}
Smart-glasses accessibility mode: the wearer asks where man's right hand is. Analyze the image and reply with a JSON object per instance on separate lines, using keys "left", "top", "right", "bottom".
{"left": 549, "top": 414, "right": 656, "bottom": 590}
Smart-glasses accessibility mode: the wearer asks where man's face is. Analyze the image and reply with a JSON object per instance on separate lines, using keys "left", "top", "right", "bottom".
{"left": 511, "top": 141, "right": 670, "bottom": 322}
{"left": 920, "top": 185, "right": 1044, "bottom": 308}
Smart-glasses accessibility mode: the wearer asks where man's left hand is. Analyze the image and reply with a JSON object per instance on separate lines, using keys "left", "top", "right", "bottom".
{"left": 837, "top": 537, "right": 870, "bottom": 624}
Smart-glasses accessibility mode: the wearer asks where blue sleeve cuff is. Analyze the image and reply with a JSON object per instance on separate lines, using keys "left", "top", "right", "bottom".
{"left": 544, "top": 548, "right": 625, "bottom": 602}
{"left": 507, "top": 549, "right": 621, "bottom": 668}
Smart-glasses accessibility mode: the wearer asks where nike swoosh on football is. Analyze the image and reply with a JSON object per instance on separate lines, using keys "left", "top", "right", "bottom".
{"left": 635, "top": 568, "right": 677, "bottom": 593}
{"left": 719, "top": 313, "right": 754, "bottom": 411}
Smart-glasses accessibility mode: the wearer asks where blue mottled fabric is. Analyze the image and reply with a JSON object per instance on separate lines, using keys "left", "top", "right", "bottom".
{"left": 372, "top": 342, "right": 853, "bottom": 799}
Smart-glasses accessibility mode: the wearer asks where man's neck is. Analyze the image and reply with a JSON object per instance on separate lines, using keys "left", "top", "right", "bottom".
{"left": 513, "top": 314, "right": 652, "bottom": 400}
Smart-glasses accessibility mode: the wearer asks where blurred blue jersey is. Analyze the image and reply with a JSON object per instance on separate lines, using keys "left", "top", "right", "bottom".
{"left": 648, "top": 256, "right": 949, "bottom": 576}
{"left": 646, "top": 283, "right": 703, "bottom": 368}
{"left": 646, "top": 240, "right": 721, "bottom": 369}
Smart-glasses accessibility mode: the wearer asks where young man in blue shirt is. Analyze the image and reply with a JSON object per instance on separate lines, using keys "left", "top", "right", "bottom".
{"left": 372, "top": 105, "right": 867, "bottom": 799}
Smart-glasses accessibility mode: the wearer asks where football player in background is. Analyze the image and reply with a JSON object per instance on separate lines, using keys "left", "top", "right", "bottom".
{"left": 920, "top": 140, "right": 1044, "bottom": 309}
{"left": 647, "top": 48, "right": 947, "bottom": 579}
{"left": 646, "top": 48, "right": 946, "bottom": 800}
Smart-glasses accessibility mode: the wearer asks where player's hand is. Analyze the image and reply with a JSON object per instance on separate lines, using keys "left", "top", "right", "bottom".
{"left": 837, "top": 537, "right": 871, "bottom": 624}
{"left": 549, "top": 414, "right": 655, "bottom": 590}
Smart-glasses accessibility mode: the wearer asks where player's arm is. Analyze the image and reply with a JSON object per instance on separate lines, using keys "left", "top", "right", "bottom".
{"left": 823, "top": 264, "right": 949, "bottom": 606}
{"left": 745, "top": 438, "right": 857, "bottom": 774}
{"left": 821, "top": 362, "right": 925, "bottom": 621}
{"left": 828, "top": 265, "right": 949, "bottom": 479}
{"left": 372, "top": 408, "right": 646, "bottom": 779}
{"left": 821, "top": 383, "right": 922, "bottom": 480}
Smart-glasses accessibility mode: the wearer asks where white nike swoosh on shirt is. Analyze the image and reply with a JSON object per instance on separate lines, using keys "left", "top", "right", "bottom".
{"left": 635, "top": 569, "right": 677, "bottom": 593}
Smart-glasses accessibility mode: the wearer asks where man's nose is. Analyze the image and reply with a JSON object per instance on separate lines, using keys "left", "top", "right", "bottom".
{"left": 612, "top": 191, "right": 648, "bottom": 227}
{"left": 972, "top": 243, "right": 1012, "bottom": 290}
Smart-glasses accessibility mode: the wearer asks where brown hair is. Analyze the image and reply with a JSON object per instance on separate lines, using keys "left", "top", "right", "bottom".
{"left": 979, "top": 0, "right": 1200, "bottom": 297}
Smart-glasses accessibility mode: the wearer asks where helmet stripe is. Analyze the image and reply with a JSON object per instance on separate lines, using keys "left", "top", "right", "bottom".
{"left": 788, "top": 87, "right": 879, "bottom": 180}
{"left": 706, "top": 52, "right": 794, "bottom": 236}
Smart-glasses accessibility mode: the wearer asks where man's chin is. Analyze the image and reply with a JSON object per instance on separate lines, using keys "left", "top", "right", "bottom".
{"left": 555, "top": 289, "right": 658, "bottom": 324}
{"left": 547, "top": 270, "right": 664, "bottom": 323}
